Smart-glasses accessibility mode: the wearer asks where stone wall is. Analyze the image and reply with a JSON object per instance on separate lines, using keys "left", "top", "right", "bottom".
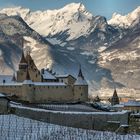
{"left": 0, "top": 98, "right": 9, "bottom": 114}
{"left": 13, "top": 106, "right": 129, "bottom": 131}
{"left": 0, "top": 83, "right": 88, "bottom": 103}
{"left": 0, "top": 85, "right": 22, "bottom": 97}
{"left": 0, "top": 84, "right": 75, "bottom": 103}
{"left": 34, "top": 85, "right": 74, "bottom": 103}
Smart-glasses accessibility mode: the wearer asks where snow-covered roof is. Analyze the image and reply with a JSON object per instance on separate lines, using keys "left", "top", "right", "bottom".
{"left": 42, "top": 70, "right": 56, "bottom": 80}
{"left": 113, "top": 104, "right": 124, "bottom": 108}
{"left": 74, "top": 77, "right": 87, "bottom": 86}
{"left": 0, "top": 75, "right": 13, "bottom": 83}
{"left": 123, "top": 100, "right": 140, "bottom": 107}
{"left": 0, "top": 83, "right": 22, "bottom": 86}
{"left": 56, "top": 74, "right": 76, "bottom": 79}
{"left": 23, "top": 80, "right": 33, "bottom": 85}
{"left": 55, "top": 74, "right": 69, "bottom": 78}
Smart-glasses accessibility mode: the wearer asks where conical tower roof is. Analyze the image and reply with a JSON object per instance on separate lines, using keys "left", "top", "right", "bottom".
{"left": 111, "top": 88, "right": 119, "bottom": 105}
{"left": 78, "top": 65, "right": 84, "bottom": 79}
{"left": 20, "top": 49, "right": 27, "bottom": 64}
{"left": 112, "top": 89, "right": 119, "bottom": 99}
{"left": 74, "top": 65, "right": 87, "bottom": 85}
{"left": 26, "top": 52, "right": 33, "bottom": 62}
{"left": 12, "top": 73, "right": 16, "bottom": 82}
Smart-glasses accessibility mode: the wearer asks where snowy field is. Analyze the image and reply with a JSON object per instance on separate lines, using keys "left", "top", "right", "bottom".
{"left": 0, "top": 115, "right": 139, "bottom": 140}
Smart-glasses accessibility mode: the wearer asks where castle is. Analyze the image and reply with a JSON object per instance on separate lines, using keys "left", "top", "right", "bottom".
{"left": 0, "top": 49, "right": 88, "bottom": 103}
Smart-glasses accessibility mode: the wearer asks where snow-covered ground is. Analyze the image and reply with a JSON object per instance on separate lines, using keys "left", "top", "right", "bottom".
{"left": 0, "top": 115, "right": 139, "bottom": 140}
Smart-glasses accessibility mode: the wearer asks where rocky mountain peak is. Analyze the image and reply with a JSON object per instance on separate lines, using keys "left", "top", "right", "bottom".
{"left": 108, "top": 6, "right": 140, "bottom": 28}
{"left": 0, "top": 6, "right": 30, "bottom": 19}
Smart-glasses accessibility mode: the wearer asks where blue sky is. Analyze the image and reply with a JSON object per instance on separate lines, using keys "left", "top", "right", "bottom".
{"left": 0, "top": 0, "right": 140, "bottom": 19}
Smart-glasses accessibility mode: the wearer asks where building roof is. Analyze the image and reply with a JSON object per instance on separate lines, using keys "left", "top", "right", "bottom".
{"left": 74, "top": 77, "right": 88, "bottom": 85}
{"left": 26, "top": 53, "right": 33, "bottom": 63}
{"left": 42, "top": 70, "right": 56, "bottom": 80}
{"left": 55, "top": 74, "right": 69, "bottom": 78}
{"left": 78, "top": 66, "right": 84, "bottom": 79}
{"left": 55, "top": 74, "right": 76, "bottom": 80}
{"left": 19, "top": 50, "right": 27, "bottom": 64}
{"left": 112, "top": 89, "right": 119, "bottom": 99}
{"left": 124, "top": 100, "right": 140, "bottom": 107}
{"left": 12, "top": 73, "right": 16, "bottom": 82}
{"left": 74, "top": 66, "right": 87, "bottom": 86}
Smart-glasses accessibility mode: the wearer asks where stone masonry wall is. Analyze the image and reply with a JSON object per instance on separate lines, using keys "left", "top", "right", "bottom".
{"left": 13, "top": 107, "right": 129, "bottom": 131}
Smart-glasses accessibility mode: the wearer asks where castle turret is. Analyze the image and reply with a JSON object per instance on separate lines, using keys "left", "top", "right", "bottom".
{"left": 110, "top": 89, "right": 119, "bottom": 105}
{"left": 19, "top": 49, "right": 28, "bottom": 69}
{"left": 74, "top": 65, "right": 87, "bottom": 86}
{"left": 17, "top": 45, "right": 29, "bottom": 82}
{"left": 25, "top": 52, "right": 42, "bottom": 82}
{"left": 73, "top": 65, "right": 88, "bottom": 102}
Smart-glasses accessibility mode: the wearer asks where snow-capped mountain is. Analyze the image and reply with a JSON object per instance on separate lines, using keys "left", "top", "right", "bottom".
{"left": 0, "top": 3, "right": 122, "bottom": 48}
{"left": 108, "top": 6, "right": 140, "bottom": 28}
{"left": 0, "top": 3, "right": 93, "bottom": 40}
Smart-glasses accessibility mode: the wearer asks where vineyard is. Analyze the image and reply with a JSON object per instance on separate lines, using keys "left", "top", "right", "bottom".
{"left": 0, "top": 115, "right": 139, "bottom": 140}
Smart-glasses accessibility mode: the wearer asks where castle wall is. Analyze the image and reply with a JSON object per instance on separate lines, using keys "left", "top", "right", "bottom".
{"left": 22, "top": 84, "right": 35, "bottom": 102}
{"left": 13, "top": 106, "right": 129, "bottom": 131}
{"left": 33, "top": 85, "right": 74, "bottom": 103}
{"left": 0, "top": 85, "right": 22, "bottom": 97}
{"left": 74, "top": 85, "right": 88, "bottom": 102}
{"left": 0, "top": 84, "right": 75, "bottom": 103}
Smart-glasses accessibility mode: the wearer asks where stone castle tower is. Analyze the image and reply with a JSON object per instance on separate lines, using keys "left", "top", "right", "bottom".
{"left": 74, "top": 66, "right": 88, "bottom": 101}
{"left": 16, "top": 50, "right": 28, "bottom": 82}
{"left": 17, "top": 49, "right": 42, "bottom": 82}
